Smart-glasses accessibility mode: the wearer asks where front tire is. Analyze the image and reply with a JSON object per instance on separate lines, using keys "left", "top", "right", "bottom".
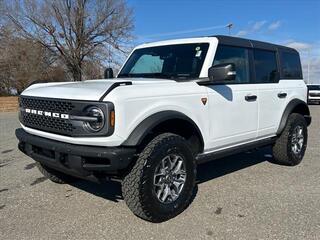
{"left": 122, "top": 133, "right": 196, "bottom": 222}
{"left": 272, "top": 113, "right": 308, "bottom": 166}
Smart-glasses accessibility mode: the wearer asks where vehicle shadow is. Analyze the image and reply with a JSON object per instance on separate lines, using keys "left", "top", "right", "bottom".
{"left": 69, "top": 146, "right": 273, "bottom": 202}
{"left": 70, "top": 179, "right": 123, "bottom": 202}
{"left": 197, "top": 146, "right": 273, "bottom": 184}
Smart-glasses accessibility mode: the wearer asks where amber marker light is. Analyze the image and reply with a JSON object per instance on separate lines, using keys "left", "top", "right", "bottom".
{"left": 110, "top": 110, "right": 115, "bottom": 127}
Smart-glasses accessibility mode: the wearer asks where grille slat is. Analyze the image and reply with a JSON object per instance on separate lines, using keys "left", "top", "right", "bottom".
{"left": 20, "top": 97, "right": 75, "bottom": 135}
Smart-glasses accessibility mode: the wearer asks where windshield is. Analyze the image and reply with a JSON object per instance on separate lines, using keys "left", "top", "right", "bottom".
{"left": 118, "top": 43, "right": 209, "bottom": 80}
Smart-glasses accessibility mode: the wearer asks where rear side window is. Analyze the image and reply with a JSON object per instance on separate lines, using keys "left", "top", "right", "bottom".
{"left": 253, "top": 49, "right": 278, "bottom": 83}
{"left": 280, "top": 51, "right": 302, "bottom": 79}
{"left": 213, "top": 45, "right": 250, "bottom": 84}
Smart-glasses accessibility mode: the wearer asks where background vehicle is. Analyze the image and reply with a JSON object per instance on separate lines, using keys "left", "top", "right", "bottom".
{"left": 16, "top": 35, "right": 311, "bottom": 222}
{"left": 307, "top": 84, "right": 320, "bottom": 104}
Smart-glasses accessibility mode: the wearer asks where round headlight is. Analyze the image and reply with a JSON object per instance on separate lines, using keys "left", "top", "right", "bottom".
{"left": 84, "top": 106, "right": 105, "bottom": 132}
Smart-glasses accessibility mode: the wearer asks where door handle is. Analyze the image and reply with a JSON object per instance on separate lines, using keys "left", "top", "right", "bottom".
{"left": 278, "top": 92, "right": 287, "bottom": 98}
{"left": 245, "top": 94, "right": 257, "bottom": 101}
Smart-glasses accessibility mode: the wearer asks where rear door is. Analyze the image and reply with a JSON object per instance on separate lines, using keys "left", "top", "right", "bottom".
{"left": 253, "top": 49, "right": 285, "bottom": 138}
{"left": 206, "top": 45, "right": 258, "bottom": 151}
{"left": 253, "top": 49, "right": 287, "bottom": 137}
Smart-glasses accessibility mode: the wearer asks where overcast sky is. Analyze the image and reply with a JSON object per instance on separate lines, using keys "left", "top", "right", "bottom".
{"left": 128, "top": 0, "right": 320, "bottom": 84}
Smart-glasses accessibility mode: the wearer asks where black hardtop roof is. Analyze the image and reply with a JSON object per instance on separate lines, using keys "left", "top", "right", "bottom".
{"left": 212, "top": 35, "right": 298, "bottom": 53}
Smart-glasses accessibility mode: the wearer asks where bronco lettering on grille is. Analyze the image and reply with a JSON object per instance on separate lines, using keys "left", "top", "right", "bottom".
{"left": 24, "top": 108, "right": 69, "bottom": 119}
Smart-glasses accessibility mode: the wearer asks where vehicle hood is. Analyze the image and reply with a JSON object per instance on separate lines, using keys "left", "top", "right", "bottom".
{"left": 21, "top": 78, "right": 176, "bottom": 101}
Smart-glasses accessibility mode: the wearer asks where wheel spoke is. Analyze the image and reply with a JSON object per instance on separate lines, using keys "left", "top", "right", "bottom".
{"left": 160, "top": 185, "right": 170, "bottom": 202}
{"left": 170, "top": 186, "right": 179, "bottom": 199}
{"left": 157, "top": 184, "right": 165, "bottom": 199}
{"left": 175, "top": 176, "right": 186, "bottom": 183}
{"left": 173, "top": 160, "right": 183, "bottom": 174}
{"left": 172, "top": 181, "right": 183, "bottom": 192}
{"left": 168, "top": 155, "right": 178, "bottom": 170}
{"left": 154, "top": 169, "right": 165, "bottom": 177}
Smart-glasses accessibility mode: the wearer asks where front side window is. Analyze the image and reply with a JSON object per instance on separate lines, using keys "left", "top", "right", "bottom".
{"left": 118, "top": 43, "right": 209, "bottom": 80}
{"left": 280, "top": 51, "right": 302, "bottom": 79}
{"left": 213, "top": 45, "right": 250, "bottom": 83}
{"left": 254, "top": 49, "right": 278, "bottom": 83}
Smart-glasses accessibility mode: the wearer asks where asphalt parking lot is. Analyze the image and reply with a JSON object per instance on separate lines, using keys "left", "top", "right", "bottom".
{"left": 0, "top": 106, "right": 319, "bottom": 240}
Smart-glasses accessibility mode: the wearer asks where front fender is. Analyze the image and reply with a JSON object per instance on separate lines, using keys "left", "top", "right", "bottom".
{"left": 122, "top": 110, "right": 204, "bottom": 147}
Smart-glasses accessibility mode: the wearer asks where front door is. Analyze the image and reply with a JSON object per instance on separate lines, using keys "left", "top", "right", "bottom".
{"left": 206, "top": 45, "right": 258, "bottom": 151}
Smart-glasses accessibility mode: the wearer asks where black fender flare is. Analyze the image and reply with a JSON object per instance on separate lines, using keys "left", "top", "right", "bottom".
{"left": 277, "top": 99, "right": 311, "bottom": 135}
{"left": 122, "top": 110, "right": 204, "bottom": 148}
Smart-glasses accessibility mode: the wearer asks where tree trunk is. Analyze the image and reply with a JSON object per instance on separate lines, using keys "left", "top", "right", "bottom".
{"left": 71, "top": 68, "right": 82, "bottom": 81}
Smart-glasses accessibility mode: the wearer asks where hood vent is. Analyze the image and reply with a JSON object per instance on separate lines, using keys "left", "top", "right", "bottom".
{"left": 99, "top": 81, "right": 132, "bottom": 101}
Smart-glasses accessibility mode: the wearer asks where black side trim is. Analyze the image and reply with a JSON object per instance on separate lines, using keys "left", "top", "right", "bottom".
{"left": 99, "top": 81, "right": 132, "bottom": 101}
{"left": 122, "top": 111, "right": 204, "bottom": 149}
{"left": 277, "top": 99, "right": 311, "bottom": 135}
{"left": 196, "top": 137, "right": 276, "bottom": 164}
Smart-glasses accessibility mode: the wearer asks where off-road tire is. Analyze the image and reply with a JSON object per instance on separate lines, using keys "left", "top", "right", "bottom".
{"left": 272, "top": 113, "right": 308, "bottom": 166}
{"left": 36, "top": 162, "right": 77, "bottom": 184}
{"left": 122, "top": 133, "right": 196, "bottom": 222}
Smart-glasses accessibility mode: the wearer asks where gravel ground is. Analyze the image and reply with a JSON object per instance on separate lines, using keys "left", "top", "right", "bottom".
{"left": 0, "top": 106, "right": 319, "bottom": 240}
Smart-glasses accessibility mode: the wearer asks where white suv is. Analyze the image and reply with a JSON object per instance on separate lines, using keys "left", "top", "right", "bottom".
{"left": 16, "top": 35, "right": 311, "bottom": 222}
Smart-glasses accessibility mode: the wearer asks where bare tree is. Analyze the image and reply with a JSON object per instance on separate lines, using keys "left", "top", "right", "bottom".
{"left": 0, "top": 35, "right": 61, "bottom": 94}
{"left": 4, "top": 0, "right": 133, "bottom": 81}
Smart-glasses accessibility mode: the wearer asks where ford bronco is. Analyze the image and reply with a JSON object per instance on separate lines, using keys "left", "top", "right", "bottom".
{"left": 16, "top": 35, "right": 311, "bottom": 222}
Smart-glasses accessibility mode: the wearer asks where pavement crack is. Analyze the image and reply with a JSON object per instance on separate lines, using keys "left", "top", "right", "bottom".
{"left": 0, "top": 188, "right": 9, "bottom": 193}
{"left": 1, "top": 149, "right": 14, "bottom": 154}
{"left": 0, "top": 163, "right": 9, "bottom": 168}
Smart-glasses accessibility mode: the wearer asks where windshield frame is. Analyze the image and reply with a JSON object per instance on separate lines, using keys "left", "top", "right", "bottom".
{"left": 117, "top": 42, "right": 212, "bottom": 81}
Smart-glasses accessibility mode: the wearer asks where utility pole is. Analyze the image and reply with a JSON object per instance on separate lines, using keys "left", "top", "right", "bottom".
{"left": 307, "top": 49, "right": 310, "bottom": 84}
{"left": 226, "top": 23, "right": 233, "bottom": 36}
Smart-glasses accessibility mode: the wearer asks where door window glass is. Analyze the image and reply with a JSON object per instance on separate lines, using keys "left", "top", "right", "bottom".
{"left": 254, "top": 49, "right": 278, "bottom": 83}
{"left": 213, "top": 45, "right": 250, "bottom": 83}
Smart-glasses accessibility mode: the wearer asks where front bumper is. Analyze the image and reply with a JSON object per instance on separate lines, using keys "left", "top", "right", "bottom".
{"left": 16, "top": 128, "right": 136, "bottom": 181}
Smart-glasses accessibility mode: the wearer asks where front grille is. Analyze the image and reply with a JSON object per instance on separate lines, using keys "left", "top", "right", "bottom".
{"left": 23, "top": 113, "right": 74, "bottom": 133}
{"left": 19, "top": 96, "right": 114, "bottom": 137}
{"left": 20, "top": 97, "right": 75, "bottom": 112}
{"left": 20, "top": 97, "right": 75, "bottom": 136}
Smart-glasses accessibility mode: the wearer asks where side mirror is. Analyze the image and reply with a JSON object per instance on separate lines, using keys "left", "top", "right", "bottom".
{"left": 104, "top": 68, "right": 114, "bottom": 79}
{"left": 208, "top": 63, "right": 236, "bottom": 82}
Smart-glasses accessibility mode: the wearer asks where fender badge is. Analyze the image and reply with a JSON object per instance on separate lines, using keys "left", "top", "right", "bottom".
{"left": 201, "top": 97, "right": 207, "bottom": 105}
